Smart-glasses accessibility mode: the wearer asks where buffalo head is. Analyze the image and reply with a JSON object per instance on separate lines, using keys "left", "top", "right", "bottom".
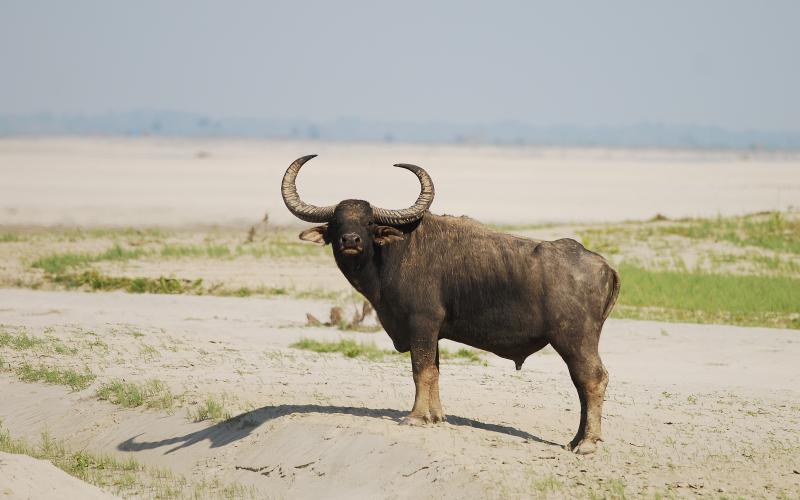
{"left": 281, "top": 155, "right": 435, "bottom": 259}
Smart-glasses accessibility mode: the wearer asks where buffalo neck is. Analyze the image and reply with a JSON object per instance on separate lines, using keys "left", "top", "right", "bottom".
{"left": 333, "top": 247, "right": 383, "bottom": 305}
{"left": 332, "top": 229, "right": 415, "bottom": 307}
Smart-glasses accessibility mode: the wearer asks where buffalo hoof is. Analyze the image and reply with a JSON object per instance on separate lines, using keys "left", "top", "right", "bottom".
{"left": 399, "top": 414, "right": 430, "bottom": 426}
{"left": 430, "top": 413, "right": 447, "bottom": 424}
{"left": 567, "top": 438, "right": 598, "bottom": 455}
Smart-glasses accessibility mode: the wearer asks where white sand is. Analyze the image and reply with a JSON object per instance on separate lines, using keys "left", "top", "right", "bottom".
{"left": 1, "top": 137, "right": 798, "bottom": 227}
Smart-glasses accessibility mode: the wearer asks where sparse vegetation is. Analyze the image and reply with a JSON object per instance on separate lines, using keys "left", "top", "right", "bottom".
{"left": 138, "top": 344, "right": 160, "bottom": 361}
{"left": 587, "top": 478, "right": 629, "bottom": 500}
{"left": 29, "top": 232, "right": 328, "bottom": 272}
{"left": 0, "top": 327, "right": 77, "bottom": 355}
{"left": 290, "top": 338, "right": 485, "bottom": 363}
{"left": 0, "top": 233, "right": 21, "bottom": 242}
{"left": 96, "top": 379, "right": 175, "bottom": 410}
{"left": 294, "top": 287, "right": 352, "bottom": 302}
{"left": 86, "top": 338, "right": 109, "bottom": 352}
{"left": 32, "top": 244, "right": 147, "bottom": 274}
{"left": 15, "top": 363, "right": 95, "bottom": 390}
{"left": 214, "top": 284, "right": 291, "bottom": 298}
{"left": 53, "top": 271, "right": 204, "bottom": 294}
{"left": 291, "top": 338, "right": 392, "bottom": 361}
{"left": 237, "top": 235, "right": 329, "bottom": 258}
{"left": 6, "top": 212, "right": 800, "bottom": 329}
{"left": 652, "top": 211, "right": 800, "bottom": 254}
{"left": 160, "top": 244, "right": 231, "bottom": 259}
{"left": 190, "top": 395, "right": 232, "bottom": 422}
{"left": 0, "top": 328, "right": 46, "bottom": 350}
{"left": 532, "top": 474, "right": 563, "bottom": 496}
{"left": 446, "top": 347, "right": 484, "bottom": 363}
{"left": 42, "top": 267, "right": 347, "bottom": 302}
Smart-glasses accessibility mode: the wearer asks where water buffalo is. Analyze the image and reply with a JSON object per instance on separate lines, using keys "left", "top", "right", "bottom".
{"left": 281, "top": 155, "right": 620, "bottom": 454}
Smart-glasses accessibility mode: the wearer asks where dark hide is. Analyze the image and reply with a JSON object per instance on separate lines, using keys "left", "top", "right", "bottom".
{"left": 300, "top": 200, "right": 620, "bottom": 454}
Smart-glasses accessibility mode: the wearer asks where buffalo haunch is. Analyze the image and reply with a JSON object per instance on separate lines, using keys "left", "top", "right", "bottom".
{"left": 282, "top": 155, "right": 620, "bottom": 454}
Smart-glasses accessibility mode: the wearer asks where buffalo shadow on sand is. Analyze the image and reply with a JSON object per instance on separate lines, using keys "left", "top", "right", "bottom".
{"left": 117, "top": 404, "right": 561, "bottom": 454}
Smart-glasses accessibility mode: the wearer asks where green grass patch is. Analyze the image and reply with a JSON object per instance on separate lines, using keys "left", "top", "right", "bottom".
{"left": 0, "top": 329, "right": 46, "bottom": 350}
{"left": 615, "top": 263, "right": 800, "bottom": 329}
{"left": 96, "top": 379, "right": 175, "bottom": 410}
{"left": 190, "top": 395, "right": 232, "bottom": 422}
{"left": 32, "top": 252, "right": 95, "bottom": 274}
{"left": 0, "top": 327, "right": 77, "bottom": 355}
{"left": 213, "top": 284, "right": 291, "bottom": 298}
{"left": 32, "top": 244, "right": 148, "bottom": 273}
{"left": 16, "top": 363, "right": 95, "bottom": 390}
{"left": 0, "top": 233, "right": 21, "bottom": 242}
{"left": 291, "top": 338, "right": 392, "bottom": 361}
{"left": 57, "top": 226, "right": 168, "bottom": 241}
{"left": 445, "top": 347, "right": 484, "bottom": 363}
{"left": 159, "top": 239, "right": 327, "bottom": 260}
{"left": 45, "top": 268, "right": 351, "bottom": 303}
{"left": 53, "top": 270, "right": 203, "bottom": 294}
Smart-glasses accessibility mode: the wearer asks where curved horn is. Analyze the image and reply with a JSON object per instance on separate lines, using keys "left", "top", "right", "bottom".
{"left": 281, "top": 154, "right": 336, "bottom": 223}
{"left": 373, "top": 163, "right": 435, "bottom": 225}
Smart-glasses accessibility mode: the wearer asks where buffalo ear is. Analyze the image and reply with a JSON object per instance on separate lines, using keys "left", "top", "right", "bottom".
{"left": 373, "top": 226, "right": 404, "bottom": 246}
{"left": 299, "top": 225, "right": 329, "bottom": 245}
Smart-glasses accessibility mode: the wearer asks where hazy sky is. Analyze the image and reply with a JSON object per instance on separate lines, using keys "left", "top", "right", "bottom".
{"left": 2, "top": 1, "right": 798, "bottom": 131}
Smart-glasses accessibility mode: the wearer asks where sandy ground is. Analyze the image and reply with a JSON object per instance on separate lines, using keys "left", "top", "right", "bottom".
{"left": 0, "top": 289, "right": 798, "bottom": 498}
{"left": 1, "top": 138, "right": 799, "bottom": 497}
{"left": 0, "top": 451, "right": 117, "bottom": 499}
{"left": 1, "top": 138, "right": 799, "bottom": 227}
{"left": 0, "top": 452, "right": 117, "bottom": 500}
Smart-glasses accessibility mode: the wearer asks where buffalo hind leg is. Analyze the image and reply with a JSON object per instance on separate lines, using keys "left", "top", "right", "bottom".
{"left": 552, "top": 333, "right": 609, "bottom": 454}
{"left": 401, "top": 318, "right": 445, "bottom": 426}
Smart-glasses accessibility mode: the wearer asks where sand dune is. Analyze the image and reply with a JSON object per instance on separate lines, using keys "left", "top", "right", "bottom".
{"left": 0, "top": 451, "right": 117, "bottom": 499}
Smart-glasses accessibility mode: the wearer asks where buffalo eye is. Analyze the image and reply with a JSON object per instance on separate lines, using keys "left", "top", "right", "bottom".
{"left": 373, "top": 226, "right": 404, "bottom": 246}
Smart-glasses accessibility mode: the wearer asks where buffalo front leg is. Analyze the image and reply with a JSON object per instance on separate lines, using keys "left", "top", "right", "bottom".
{"left": 401, "top": 318, "right": 445, "bottom": 425}
{"left": 427, "top": 348, "right": 445, "bottom": 422}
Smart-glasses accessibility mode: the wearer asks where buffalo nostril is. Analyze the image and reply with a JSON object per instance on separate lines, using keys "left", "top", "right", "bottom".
{"left": 341, "top": 234, "right": 361, "bottom": 246}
